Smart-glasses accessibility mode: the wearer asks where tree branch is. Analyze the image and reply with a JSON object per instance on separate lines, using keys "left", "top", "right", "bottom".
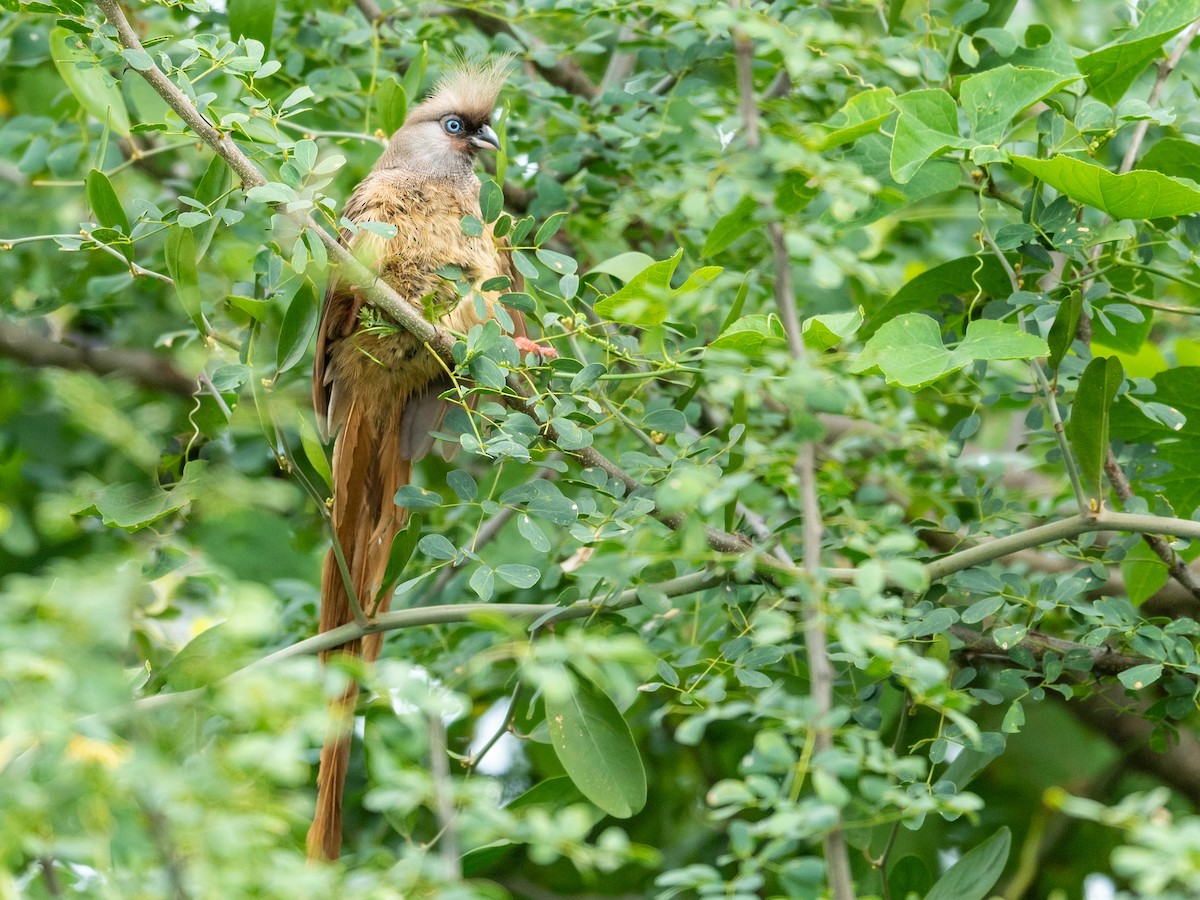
{"left": 0, "top": 320, "right": 197, "bottom": 397}
{"left": 1067, "top": 681, "right": 1200, "bottom": 808}
{"left": 1119, "top": 19, "right": 1200, "bottom": 174}
{"left": 733, "top": 17, "right": 854, "bottom": 899}
{"left": 93, "top": 571, "right": 727, "bottom": 724}
{"left": 454, "top": 8, "right": 600, "bottom": 101}
{"left": 951, "top": 625, "right": 1158, "bottom": 677}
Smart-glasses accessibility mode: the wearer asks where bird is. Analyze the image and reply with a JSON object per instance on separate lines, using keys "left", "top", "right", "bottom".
{"left": 307, "top": 57, "right": 528, "bottom": 861}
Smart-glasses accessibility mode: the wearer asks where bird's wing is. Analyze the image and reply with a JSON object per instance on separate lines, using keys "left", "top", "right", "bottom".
{"left": 313, "top": 184, "right": 382, "bottom": 439}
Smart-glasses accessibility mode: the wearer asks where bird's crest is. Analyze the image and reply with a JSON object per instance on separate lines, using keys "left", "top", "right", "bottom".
{"left": 410, "top": 54, "right": 514, "bottom": 122}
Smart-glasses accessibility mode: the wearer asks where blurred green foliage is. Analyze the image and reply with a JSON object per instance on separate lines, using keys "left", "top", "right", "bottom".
{"left": 1, "top": 0, "right": 1200, "bottom": 898}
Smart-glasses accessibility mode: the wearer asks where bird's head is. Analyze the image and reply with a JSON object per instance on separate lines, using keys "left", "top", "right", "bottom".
{"left": 376, "top": 56, "right": 510, "bottom": 179}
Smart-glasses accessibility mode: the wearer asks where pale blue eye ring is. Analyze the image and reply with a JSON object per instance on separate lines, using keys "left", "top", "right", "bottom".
{"left": 444, "top": 117, "right": 464, "bottom": 134}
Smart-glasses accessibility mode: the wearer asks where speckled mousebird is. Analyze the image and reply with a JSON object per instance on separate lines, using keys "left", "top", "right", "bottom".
{"left": 308, "top": 57, "right": 533, "bottom": 861}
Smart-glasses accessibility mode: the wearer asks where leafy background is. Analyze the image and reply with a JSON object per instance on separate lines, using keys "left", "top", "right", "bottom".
{"left": 2, "top": 0, "right": 1200, "bottom": 898}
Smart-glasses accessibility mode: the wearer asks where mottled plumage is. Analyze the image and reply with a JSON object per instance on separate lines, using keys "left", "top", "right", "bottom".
{"left": 307, "top": 58, "right": 523, "bottom": 861}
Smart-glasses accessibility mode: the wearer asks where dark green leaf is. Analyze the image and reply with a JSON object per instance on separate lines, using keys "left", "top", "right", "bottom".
{"left": 86, "top": 168, "right": 130, "bottom": 235}
{"left": 230, "top": 0, "right": 276, "bottom": 52}
{"left": 446, "top": 470, "right": 477, "bottom": 501}
{"left": 1047, "top": 290, "right": 1083, "bottom": 373}
{"left": 165, "top": 226, "right": 208, "bottom": 335}
{"left": 702, "top": 194, "right": 759, "bottom": 258}
{"left": 382, "top": 512, "right": 424, "bottom": 586}
{"left": 1065, "top": 356, "right": 1124, "bottom": 500}
{"left": 544, "top": 668, "right": 647, "bottom": 818}
{"left": 534, "top": 212, "right": 568, "bottom": 245}
{"left": 480, "top": 180, "right": 504, "bottom": 223}
{"left": 376, "top": 76, "right": 406, "bottom": 135}
{"left": 276, "top": 281, "right": 318, "bottom": 374}
{"left": 925, "top": 827, "right": 1011, "bottom": 900}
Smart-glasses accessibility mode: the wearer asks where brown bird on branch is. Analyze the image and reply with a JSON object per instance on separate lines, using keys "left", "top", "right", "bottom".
{"left": 307, "top": 58, "right": 532, "bottom": 861}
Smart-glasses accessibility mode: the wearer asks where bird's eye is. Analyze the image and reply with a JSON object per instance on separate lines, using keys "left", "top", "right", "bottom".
{"left": 443, "top": 117, "right": 464, "bottom": 134}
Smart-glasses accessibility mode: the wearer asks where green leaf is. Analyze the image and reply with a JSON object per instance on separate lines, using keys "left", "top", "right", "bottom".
{"left": 710, "top": 314, "right": 787, "bottom": 355}
{"left": 1011, "top": 155, "right": 1200, "bottom": 219}
{"left": 925, "top": 827, "right": 1011, "bottom": 900}
{"left": 376, "top": 76, "right": 406, "bottom": 135}
{"left": 889, "top": 89, "right": 971, "bottom": 183}
{"left": 85, "top": 462, "right": 209, "bottom": 531}
{"left": 446, "top": 470, "right": 477, "bottom": 501}
{"left": 544, "top": 668, "right": 647, "bottom": 818}
{"left": 382, "top": 512, "right": 424, "bottom": 586}
{"left": 119, "top": 48, "right": 153, "bottom": 71}
{"left": 803, "top": 310, "right": 863, "bottom": 350}
{"left": 851, "top": 315, "right": 953, "bottom": 386}
{"left": 165, "top": 226, "right": 208, "bottom": 336}
{"left": 535, "top": 211, "right": 569, "bottom": 246}
{"left": 50, "top": 27, "right": 132, "bottom": 137}
{"left": 191, "top": 154, "right": 234, "bottom": 259}
{"left": 1111, "top": 367, "right": 1200, "bottom": 516}
{"left": 1047, "top": 291, "right": 1083, "bottom": 373}
{"left": 593, "top": 250, "right": 720, "bottom": 327}
{"left": 852, "top": 316, "right": 1045, "bottom": 388}
{"left": 1079, "top": 0, "right": 1200, "bottom": 104}
{"left": 230, "top": 0, "right": 276, "bottom": 53}
{"left": 1118, "top": 663, "right": 1164, "bottom": 690}
{"left": 1065, "top": 355, "right": 1124, "bottom": 500}
{"left": 550, "top": 417, "right": 592, "bottom": 451}
{"left": 867, "top": 255, "right": 1010, "bottom": 336}
{"left": 959, "top": 65, "right": 1078, "bottom": 144}
{"left": 644, "top": 407, "right": 687, "bottom": 434}
{"left": 151, "top": 623, "right": 251, "bottom": 692}
{"left": 954, "top": 318, "right": 1048, "bottom": 362}
{"left": 517, "top": 514, "right": 551, "bottom": 552}
{"left": 813, "top": 87, "right": 896, "bottom": 150}
{"left": 479, "top": 180, "right": 504, "bottom": 223}
{"left": 1137, "top": 136, "right": 1200, "bottom": 182}
{"left": 418, "top": 533, "right": 457, "bottom": 561}
{"left": 394, "top": 485, "right": 444, "bottom": 509}
{"left": 85, "top": 168, "right": 130, "bottom": 236}
{"left": 470, "top": 565, "right": 495, "bottom": 601}
{"left": 702, "top": 194, "right": 759, "bottom": 258}
{"left": 276, "top": 281, "right": 318, "bottom": 374}
{"left": 1120, "top": 542, "right": 1170, "bottom": 606}
{"left": 460, "top": 214, "right": 483, "bottom": 237}
{"left": 402, "top": 42, "right": 427, "bottom": 105}
{"left": 587, "top": 251, "right": 657, "bottom": 283}
{"left": 297, "top": 413, "right": 332, "bottom": 491}
{"left": 496, "top": 564, "right": 540, "bottom": 588}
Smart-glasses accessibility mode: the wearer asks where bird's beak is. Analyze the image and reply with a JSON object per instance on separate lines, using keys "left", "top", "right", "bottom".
{"left": 470, "top": 124, "right": 500, "bottom": 151}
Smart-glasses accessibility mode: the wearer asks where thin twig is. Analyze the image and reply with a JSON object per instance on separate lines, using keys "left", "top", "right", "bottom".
{"left": 427, "top": 713, "right": 461, "bottom": 879}
{"left": 733, "top": 15, "right": 854, "bottom": 899}
{"left": 978, "top": 225, "right": 1089, "bottom": 513}
{"left": 1119, "top": 19, "right": 1200, "bottom": 174}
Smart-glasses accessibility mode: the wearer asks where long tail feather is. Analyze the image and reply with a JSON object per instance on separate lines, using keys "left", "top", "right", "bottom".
{"left": 307, "top": 400, "right": 410, "bottom": 860}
